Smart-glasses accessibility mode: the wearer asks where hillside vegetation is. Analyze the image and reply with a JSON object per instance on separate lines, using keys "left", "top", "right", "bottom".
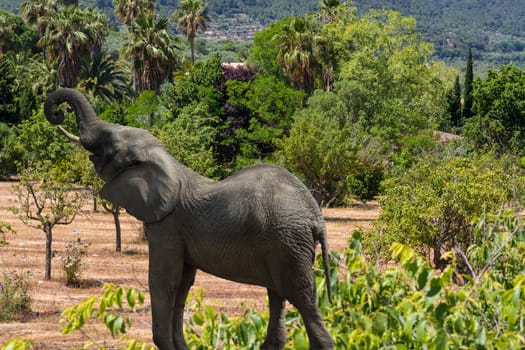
{"left": 0, "top": 0, "right": 523, "bottom": 68}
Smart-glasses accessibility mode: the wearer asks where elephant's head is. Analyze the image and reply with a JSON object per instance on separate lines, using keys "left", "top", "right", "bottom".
{"left": 44, "top": 88, "right": 179, "bottom": 223}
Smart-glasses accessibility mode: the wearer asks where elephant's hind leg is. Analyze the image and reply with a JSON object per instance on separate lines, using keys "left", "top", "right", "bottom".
{"left": 288, "top": 286, "right": 334, "bottom": 350}
{"left": 172, "top": 265, "right": 196, "bottom": 350}
{"left": 261, "top": 289, "right": 286, "bottom": 350}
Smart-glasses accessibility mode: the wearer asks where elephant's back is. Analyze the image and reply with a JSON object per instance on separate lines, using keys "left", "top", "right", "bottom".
{"left": 216, "top": 164, "right": 324, "bottom": 241}
{"left": 221, "top": 164, "right": 320, "bottom": 215}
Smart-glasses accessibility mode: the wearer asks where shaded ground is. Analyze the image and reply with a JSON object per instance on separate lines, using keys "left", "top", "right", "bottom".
{"left": 0, "top": 181, "right": 379, "bottom": 348}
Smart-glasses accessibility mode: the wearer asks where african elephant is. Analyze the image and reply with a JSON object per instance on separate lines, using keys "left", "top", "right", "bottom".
{"left": 44, "top": 88, "right": 334, "bottom": 350}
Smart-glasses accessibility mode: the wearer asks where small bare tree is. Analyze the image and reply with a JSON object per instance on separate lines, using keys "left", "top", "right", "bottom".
{"left": 101, "top": 200, "right": 122, "bottom": 252}
{"left": 10, "top": 162, "right": 89, "bottom": 280}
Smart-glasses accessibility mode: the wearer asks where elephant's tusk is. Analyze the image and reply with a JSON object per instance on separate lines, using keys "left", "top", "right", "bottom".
{"left": 57, "top": 125, "right": 80, "bottom": 144}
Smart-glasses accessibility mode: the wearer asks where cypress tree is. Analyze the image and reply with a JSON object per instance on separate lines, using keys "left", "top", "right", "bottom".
{"left": 463, "top": 48, "right": 474, "bottom": 119}
{"left": 447, "top": 74, "right": 462, "bottom": 127}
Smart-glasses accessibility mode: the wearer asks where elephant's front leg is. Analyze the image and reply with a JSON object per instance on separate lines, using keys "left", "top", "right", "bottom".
{"left": 172, "top": 265, "right": 196, "bottom": 349}
{"left": 147, "top": 227, "right": 185, "bottom": 350}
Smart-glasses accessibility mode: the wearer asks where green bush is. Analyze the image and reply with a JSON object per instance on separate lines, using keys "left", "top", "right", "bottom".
{"left": 0, "top": 338, "right": 33, "bottom": 350}
{"left": 370, "top": 154, "right": 524, "bottom": 271}
{"left": 0, "top": 271, "right": 32, "bottom": 321}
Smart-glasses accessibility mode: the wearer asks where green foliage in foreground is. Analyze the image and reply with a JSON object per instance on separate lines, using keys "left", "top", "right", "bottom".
{"left": 3, "top": 211, "right": 525, "bottom": 349}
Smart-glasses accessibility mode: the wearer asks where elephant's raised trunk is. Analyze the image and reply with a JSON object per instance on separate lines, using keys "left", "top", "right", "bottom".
{"left": 44, "top": 88, "right": 105, "bottom": 151}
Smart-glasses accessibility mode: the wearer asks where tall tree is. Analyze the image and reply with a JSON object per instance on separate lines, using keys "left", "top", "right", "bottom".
{"left": 121, "top": 13, "right": 178, "bottom": 93}
{"left": 173, "top": 0, "right": 210, "bottom": 66}
{"left": 113, "top": 0, "right": 154, "bottom": 25}
{"left": 78, "top": 54, "right": 131, "bottom": 102}
{"left": 38, "top": 6, "right": 109, "bottom": 88}
{"left": 319, "top": 0, "right": 341, "bottom": 23}
{"left": 463, "top": 65, "right": 525, "bottom": 154}
{"left": 20, "top": 0, "right": 57, "bottom": 38}
{"left": 273, "top": 15, "right": 317, "bottom": 93}
{"left": 447, "top": 75, "right": 462, "bottom": 127}
{"left": 0, "top": 13, "right": 16, "bottom": 56}
{"left": 463, "top": 48, "right": 474, "bottom": 119}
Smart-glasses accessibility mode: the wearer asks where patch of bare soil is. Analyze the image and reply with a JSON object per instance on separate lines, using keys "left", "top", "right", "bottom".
{"left": 0, "top": 181, "right": 379, "bottom": 348}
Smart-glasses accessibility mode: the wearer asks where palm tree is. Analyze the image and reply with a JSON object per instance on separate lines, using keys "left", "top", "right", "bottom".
{"left": 274, "top": 16, "right": 317, "bottom": 93}
{"left": 38, "top": 6, "right": 108, "bottom": 87}
{"left": 113, "top": 0, "right": 154, "bottom": 25}
{"left": 274, "top": 15, "right": 334, "bottom": 93}
{"left": 20, "top": 0, "right": 57, "bottom": 37}
{"left": 19, "top": 0, "right": 57, "bottom": 58}
{"left": 173, "top": 0, "right": 209, "bottom": 65}
{"left": 0, "top": 14, "right": 16, "bottom": 56}
{"left": 319, "top": 0, "right": 341, "bottom": 23}
{"left": 121, "top": 13, "right": 179, "bottom": 93}
{"left": 78, "top": 54, "right": 132, "bottom": 102}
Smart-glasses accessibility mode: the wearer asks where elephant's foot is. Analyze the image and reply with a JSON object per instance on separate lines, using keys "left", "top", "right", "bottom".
{"left": 261, "top": 337, "right": 286, "bottom": 350}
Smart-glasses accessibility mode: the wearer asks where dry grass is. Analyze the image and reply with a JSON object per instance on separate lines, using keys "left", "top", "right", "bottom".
{"left": 0, "top": 181, "right": 379, "bottom": 348}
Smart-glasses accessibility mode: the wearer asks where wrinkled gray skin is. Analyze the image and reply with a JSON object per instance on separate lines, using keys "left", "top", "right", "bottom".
{"left": 44, "top": 88, "right": 334, "bottom": 350}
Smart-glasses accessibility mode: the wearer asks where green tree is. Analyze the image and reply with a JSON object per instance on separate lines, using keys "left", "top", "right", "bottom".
{"left": 463, "top": 48, "right": 474, "bottom": 119}
{"left": 113, "top": 0, "right": 154, "bottom": 24}
{"left": 335, "top": 9, "right": 452, "bottom": 145}
{"left": 19, "top": 0, "right": 56, "bottom": 58}
{"left": 446, "top": 74, "right": 462, "bottom": 128}
{"left": 226, "top": 75, "right": 305, "bottom": 167}
{"left": 247, "top": 17, "right": 292, "bottom": 78}
{"left": 0, "top": 51, "right": 55, "bottom": 125}
{"left": 173, "top": 0, "right": 210, "bottom": 66}
{"left": 124, "top": 90, "right": 161, "bottom": 128}
{"left": 152, "top": 102, "right": 219, "bottom": 178}
{"left": 6, "top": 109, "right": 75, "bottom": 168}
{"left": 319, "top": 0, "right": 342, "bottom": 23}
{"left": 0, "top": 122, "right": 16, "bottom": 176}
{"left": 121, "top": 13, "right": 178, "bottom": 93}
{"left": 463, "top": 65, "right": 525, "bottom": 154}
{"left": 38, "top": 6, "right": 109, "bottom": 87}
{"left": 163, "top": 54, "right": 223, "bottom": 118}
{"left": 77, "top": 54, "right": 132, "bottom": 103}
{"left": 273, "top": 15, "right": 331, "bottom": 94}
{"left": 278, "top": 88, "right": 383, "bottom": 205}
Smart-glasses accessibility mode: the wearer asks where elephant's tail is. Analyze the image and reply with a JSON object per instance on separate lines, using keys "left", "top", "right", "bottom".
{"left": 319, "top": 225, "right": 333, "bottom": 304}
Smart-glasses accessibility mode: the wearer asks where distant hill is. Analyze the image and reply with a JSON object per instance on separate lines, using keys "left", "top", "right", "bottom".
{"left": 353, "top": 0, "right": 525, "bottom": 70}
{"left": 1, "top": 0, "right": 523, "bottom": 69}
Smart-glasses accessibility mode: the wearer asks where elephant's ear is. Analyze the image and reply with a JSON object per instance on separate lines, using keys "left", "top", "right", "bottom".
{"left": 99, "top": 160, "right": 178, "bottom": 223}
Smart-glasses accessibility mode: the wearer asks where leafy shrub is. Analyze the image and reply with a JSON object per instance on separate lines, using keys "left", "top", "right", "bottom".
{"left": 58, "top": 238, "right": 90, "bottom": 287}
{"left": 371, "top": 154, "right": 524, "bottom": 270}
{"left": 184, "top": 288, "right": 268, "bottom": 349}
{"left": 0, "top": 221, "right": 15, "bottom": 246}
{"left": 0, "top": 338, "right": 33, "bottom": 350}
{"left": 0, "top": 271, "right": 32, "bottom": 321}
{"left": 61, "top": 283, "right": 153, "bottom": 349}
{"left": 313, "top": 232, "right": 525, "bottom": 349}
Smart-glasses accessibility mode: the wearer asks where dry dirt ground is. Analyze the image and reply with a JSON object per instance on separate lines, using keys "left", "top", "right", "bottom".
{"left": 0, "top": 181, "right": 379, "bottom": 349}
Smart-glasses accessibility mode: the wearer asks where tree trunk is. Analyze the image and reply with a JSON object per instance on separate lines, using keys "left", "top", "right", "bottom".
{"left": 190, "top": 39, "right": 195, "bottom": 66}
{"left": 113, "top": 207, "right": 121, "bottom": 253}
{"left": 44, "top": 222, "right": 53, "bottom": 280}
